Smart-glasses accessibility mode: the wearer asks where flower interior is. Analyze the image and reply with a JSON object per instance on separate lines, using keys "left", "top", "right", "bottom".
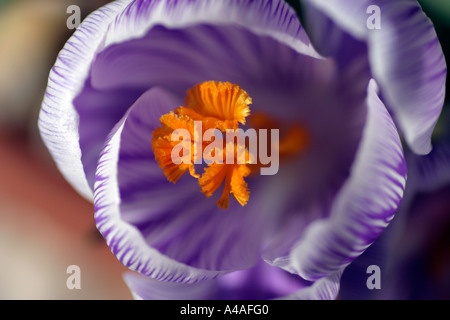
{"left": 152, "top": 81, "right": 309, "bottom": 209}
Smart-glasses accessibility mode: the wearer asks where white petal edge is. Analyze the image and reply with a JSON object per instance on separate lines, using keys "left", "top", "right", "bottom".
{"left": 272, "top": 79, "right": 406, "bottom": 281}
{"left": 123, "top": 269, "right": 342, "bottom": 300}
{"left": 38, "top": 0, "right": 133, "bottom": 200}
{"left": 123, "top": 271, "right": 220, "bottom": 300}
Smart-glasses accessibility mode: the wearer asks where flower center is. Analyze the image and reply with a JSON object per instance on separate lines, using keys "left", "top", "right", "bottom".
{"left": 151, "top": 81, "right": 309, "bottom": 209}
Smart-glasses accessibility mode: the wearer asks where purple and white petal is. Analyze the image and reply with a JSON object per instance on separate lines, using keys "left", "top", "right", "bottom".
{"left": 123, "top": 271, "right": 220, "bottom": 300}
{"left": 302, "top": 0, "right": 370, "bottom": 78}
{"left": 303, "top": 0, "right": 447, "bottom": 155}
{"left": 123, "top": 260, "right": 337, "bottom": 300}
{"left": 271, "top": 80, "right": 407, "bottom": 281}
{"left": 102, "top": 0, "right": 317, "bottom": 58}
{"left": 86, "top": 23, "right": 326, "bottom": 112}
{"left": 260, "top": 47, "right": 369, "bottom": 270}
{"left": 38, "top": 0, "right": 133, "bottom": 200}
{"left": 215, "top": 260, "right": 310, "bottom": 299}
{"left": 280, "top": 271, "right": 342, "bottom": 300}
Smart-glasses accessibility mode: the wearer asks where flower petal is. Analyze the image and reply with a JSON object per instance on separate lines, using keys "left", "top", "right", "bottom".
{"left": 38, "top": 0, "right": 133, "bottom": 200}
{"left": 302, "top": 0, "right": 370, "bottom": 76}
{"left": 280, "top": 271, "right": 342, "bottom": 300}
{"left": 303, "top": 0, "right": 447, "bottom": 154}
{"left": 259, "top": 48, "right": 369, "bottom": 269}
{"left": 283, "top": 80, "right": 407, "bottom": 281}
{"left": 88, "top": 22, "right": 322, "bottom": 100}
{"left": 123, "top": 271, "right": 219, "bottom": 300}
{"left": 123, "top": 260, "right": 338, "bottom": 300}
{"left": 76, "top": 83, "right": 143, "bottom": 191}
{"left": 102, "top": 0, "right": 316, "bottom": 58}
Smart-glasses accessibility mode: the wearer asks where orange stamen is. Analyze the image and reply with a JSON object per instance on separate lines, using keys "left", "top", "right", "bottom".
{"left": 151, "top": 81, "right": 309, "bottom": 209}
{"left": 247, "top": 111, "right": 310, "bottom": 173}
{"left": 185, "top": 81, "right": 251, "bottom": 125}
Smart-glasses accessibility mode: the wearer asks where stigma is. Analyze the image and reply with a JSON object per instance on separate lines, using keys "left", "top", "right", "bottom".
{"left": 151, "top": 81, "right": 309, "bottom": 209}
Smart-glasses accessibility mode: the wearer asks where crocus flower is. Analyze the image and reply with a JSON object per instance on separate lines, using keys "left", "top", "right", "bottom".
{"left": 39, "top": 0, "right": 446, "bottom": 299}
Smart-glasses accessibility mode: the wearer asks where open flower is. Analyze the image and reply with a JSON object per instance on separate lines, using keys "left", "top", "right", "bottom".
{"left": 39, "top": 0, "right": 446, "bottom": 299}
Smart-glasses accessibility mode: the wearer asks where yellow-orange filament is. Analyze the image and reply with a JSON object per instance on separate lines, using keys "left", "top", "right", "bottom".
{"left": 152, "top": 81, "right": 252, "bottom": 209}
{"left": 248, "top": 111, "right": 310, "bottom": 163}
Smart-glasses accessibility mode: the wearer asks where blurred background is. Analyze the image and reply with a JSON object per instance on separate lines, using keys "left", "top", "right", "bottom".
{"left": 0, "top": 0, "right": 132, "bottom": 299}
{"left": 0, "top": 0, "right": 448, "bottom": 299}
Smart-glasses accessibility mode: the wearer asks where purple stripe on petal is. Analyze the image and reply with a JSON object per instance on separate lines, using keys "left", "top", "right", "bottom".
{"left": 370, "top": 0, "right": 447, "bottom": 155}
{"left": 123, "top": 271, "right": 220, "bottom": 300}
{"left": 89, "top": 23, "right": 323, "bottom": 104}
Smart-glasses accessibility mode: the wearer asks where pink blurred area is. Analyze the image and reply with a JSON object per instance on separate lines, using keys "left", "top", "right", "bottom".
{"left": 0, "top": 0, "right": 132, "bottom": 299}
